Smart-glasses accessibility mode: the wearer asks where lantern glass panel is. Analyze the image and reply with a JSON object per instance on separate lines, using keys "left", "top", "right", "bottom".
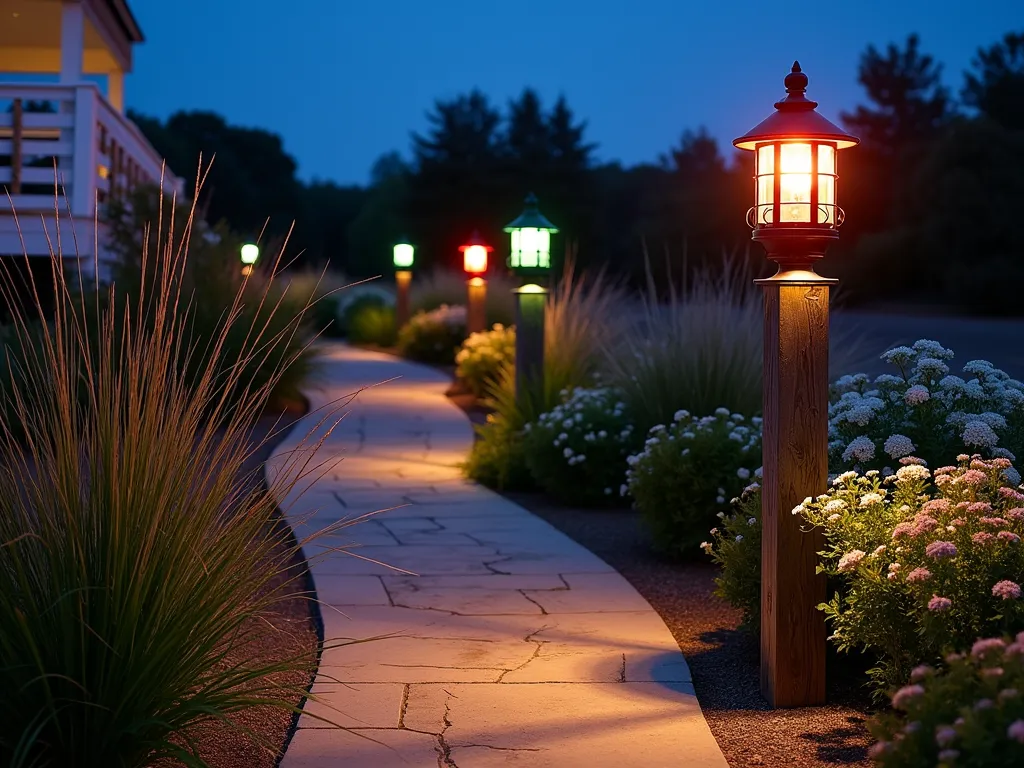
{"left": 393, "top": 243, "right": 414, "bottom": 268}
{"left": 779, "top": 143, "right": 813, "bottom": 223}
{"left": 463, "top": 244, "right": 488, "bottom": 274}
{"left": 756, "top": 145, "right": 775, "bottom": 224}
{"left": 818, "top": 144, "right": 836, "bottom": 225}
{"left": 512, "top": 227, "right": 550, "bottom": 270}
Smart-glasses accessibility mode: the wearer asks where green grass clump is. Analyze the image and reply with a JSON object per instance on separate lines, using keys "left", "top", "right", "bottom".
{"left": 0, "top": 190, "right": 338, "bottom": 767}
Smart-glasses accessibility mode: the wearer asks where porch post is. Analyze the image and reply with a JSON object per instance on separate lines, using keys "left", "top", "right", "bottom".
{"left": 59, "top": 2, "right": 85, "bottom": 83}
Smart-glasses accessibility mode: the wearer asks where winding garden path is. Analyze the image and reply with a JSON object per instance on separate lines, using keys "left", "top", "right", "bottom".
{"left": 266, "top": 343, "right": 727, "bottom": 767}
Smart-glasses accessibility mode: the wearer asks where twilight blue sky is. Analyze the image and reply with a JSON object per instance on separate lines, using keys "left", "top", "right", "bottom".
{"left": 126, "top": 0, "right": 1020, "bottom": 185}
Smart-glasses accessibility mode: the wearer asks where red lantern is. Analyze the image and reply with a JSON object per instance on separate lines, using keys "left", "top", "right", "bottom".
{"left": 733, "top": 62, "right": 859, "bottom": 271}
{"left": 460, "top": 230, "right": 493, "bottom": 276}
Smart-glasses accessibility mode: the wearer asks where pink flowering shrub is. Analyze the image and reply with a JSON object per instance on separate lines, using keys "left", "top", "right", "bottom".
{"left": 804, "top": 457, "right": 1024, "bottom": 691}
{"left": 829, "top": 340, "right": 1024, "bottom": 477}
{"left": 870, "top": 635, "right": 1024, "bottom": 766}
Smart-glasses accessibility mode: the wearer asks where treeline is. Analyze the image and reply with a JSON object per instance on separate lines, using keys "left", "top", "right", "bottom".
{"left": 132, "top": 31, "right": 1024, "bottom": 314}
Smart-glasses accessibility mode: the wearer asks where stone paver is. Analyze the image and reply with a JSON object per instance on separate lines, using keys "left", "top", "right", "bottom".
{"left": 267, "top": 343, "right": 727, "bottom": 767}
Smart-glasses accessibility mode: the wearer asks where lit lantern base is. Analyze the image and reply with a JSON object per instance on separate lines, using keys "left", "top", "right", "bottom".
{"left": 753, "top": 227, "right": 839, "bottom": 276}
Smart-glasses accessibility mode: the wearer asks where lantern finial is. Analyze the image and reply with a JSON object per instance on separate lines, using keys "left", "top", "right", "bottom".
{"left": 777, "top": 61, "right": 816, "bottom": 111}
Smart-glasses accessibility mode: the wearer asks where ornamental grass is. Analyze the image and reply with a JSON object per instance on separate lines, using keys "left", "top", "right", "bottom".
{"left": 0, "top": 186, "right": 347, "bottom": 767}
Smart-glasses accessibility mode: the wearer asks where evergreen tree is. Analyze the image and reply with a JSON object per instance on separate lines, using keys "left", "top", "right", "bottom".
{"left": 963, "top": 32, "right": 1024, "bottom": 131}
{"left": 548, "top": 95, "right": 594, "bottom": 171}
{"left": 841, "top": 34, "right": 952, "bottom": 153}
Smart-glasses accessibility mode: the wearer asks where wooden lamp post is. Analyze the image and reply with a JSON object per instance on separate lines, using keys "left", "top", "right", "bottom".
{"left": 460, "top": 230, "right": 493, "bottom": 335}
{"left": 733, "top": 62, "right": 859, "bottom": 708}
{"left": 392, "top": 237, "right": 415, "bottom": 329}
{"left": 504, "top": 193, "right": 559, "bottom": 406}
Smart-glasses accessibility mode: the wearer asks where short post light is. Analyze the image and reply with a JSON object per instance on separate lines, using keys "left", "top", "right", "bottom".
{"left": 240, "top": 242, "right": 259, "bottom": 276}
{"left": 460, "top": 230, "right": 493, "bottom": 336}
{"left": 392, "top": 237, "right": 415, "bottom": 329}
{"left": 504, "top": 192, "right": 559, "bottom": 406}
{"left": 733, "top": 62, "right": 859, "bottom": 708}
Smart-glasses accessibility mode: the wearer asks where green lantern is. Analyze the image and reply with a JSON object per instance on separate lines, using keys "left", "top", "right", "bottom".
{"left": 392, "top": 237, "right": 415, "bottom": 270}
{"left": 504, "top": 193, "right": 559, "bottom": 274}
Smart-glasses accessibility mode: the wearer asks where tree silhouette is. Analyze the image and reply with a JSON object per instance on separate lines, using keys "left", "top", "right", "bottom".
{"left": 548, "top": 95, "right": 594, "bottom": 172}
{"left": 841, "top": 34, "right": 952, "bottom": 153}
{"left": 963, "top": 31, "right": 1024, "bottom": 131}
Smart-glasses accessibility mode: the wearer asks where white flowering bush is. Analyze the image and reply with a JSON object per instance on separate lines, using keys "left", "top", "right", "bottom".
{"left": 801, "top": 456, "right": 1024, "bottom": 692}
{"left": 703, "top": 485, "right": 763, "bottom": 630}
{"left": 627, "top": 409, "right": 762, "bottom": 557}
{"left": 830, "top": 340, "right": 1024, "bottom": 475}
{"left": 455, "top": 324, "right": 515, "bottom": 397}
{"left": 522, "top": 387, "right": 638, "bottom": 507}
{"left": 397, "top": 303, "right": 467, "bottom": 364}
{"left": 869, "top": 635, "right": 1024, "bottom": 767}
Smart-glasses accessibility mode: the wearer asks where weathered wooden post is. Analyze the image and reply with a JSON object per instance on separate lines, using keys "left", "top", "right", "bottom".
{"left": 732, "top": 62, "right": 860, "bottom": 707}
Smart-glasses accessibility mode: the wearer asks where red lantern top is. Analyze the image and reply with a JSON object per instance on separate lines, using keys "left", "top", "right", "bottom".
{"left": 733, "top": 62, "right": 859, "bottom": 150}
{"left": 459, "top": 230, "right": 493, "bottom": 275}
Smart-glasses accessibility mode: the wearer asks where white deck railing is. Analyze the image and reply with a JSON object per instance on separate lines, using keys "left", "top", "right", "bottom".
{"left": 0, "top": 81, "right": 182, "bottom": 219}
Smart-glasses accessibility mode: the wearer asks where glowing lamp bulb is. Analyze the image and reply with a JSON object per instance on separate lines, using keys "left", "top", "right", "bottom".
{"left": 463, "top": 244, "right": 488, "bottom": 275}
{"left": 393, "top": 242, "right": 414, "bottom": 269}
{"left": 240, "top": 243, "right": 259, "bottom": 265}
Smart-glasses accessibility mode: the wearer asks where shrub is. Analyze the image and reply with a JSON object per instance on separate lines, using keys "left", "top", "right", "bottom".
{"left": 455, "top": 324, "right": 515, "bottom": 397}
{"left": 411, "top": 268, "right": 516, "bottom": 327}
{"left": 704, "top": 487, "right": 763, "bottom": 631}
{"left": 343, "top": 293, "right": 396, "bottom": 346}
{"left": 869, "top": 635, "right": 1024, "bottom": 767}
{"left": 627, "top": 409, "right": 762, "bottom": 558}
{"left": 830, "top": 340, "right": 1024, "bottom": 474}
{"left": 397, "top": 303, "right": 467, "bottom": 364}
{"left": 0, "top": 195, "right": 332, "bottom": 765}
{"left": 523, "top": 387, "right": 638, "bottom": 507}
{"left": 707, "top": 339, "right": 1024, "bottom": 639}
{"left": 803, "top": 457, "right": 1024, "bottom": 693}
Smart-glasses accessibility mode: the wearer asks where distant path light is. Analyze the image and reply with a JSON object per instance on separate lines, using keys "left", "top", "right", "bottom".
{"left": 240, "top": 243, "right": 260, "bottom": 265}
{"left": 504, "top": 193, "right": 559, "bottom": 276}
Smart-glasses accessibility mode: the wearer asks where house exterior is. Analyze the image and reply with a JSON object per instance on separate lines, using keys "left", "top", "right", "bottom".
{"left": 0, "top": 0, "right": 181, "bottom": 276}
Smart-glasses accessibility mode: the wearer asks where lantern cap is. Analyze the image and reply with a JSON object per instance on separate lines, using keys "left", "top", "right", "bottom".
{"left": 459, "top": 229, "right": 493, "bottom": 252}
{"left": 393, "top": 235, "right": 413, "bottom": 246}
{"left": 504, "top": 193, "right": 559, "bottom": 233}
{"left": 733, "top": 62, "right": 860, "bottom": 150}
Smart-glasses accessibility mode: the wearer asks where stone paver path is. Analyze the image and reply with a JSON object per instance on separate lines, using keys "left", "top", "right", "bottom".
{"left": 267, "top": 343, "right": 727, "bottom": 767}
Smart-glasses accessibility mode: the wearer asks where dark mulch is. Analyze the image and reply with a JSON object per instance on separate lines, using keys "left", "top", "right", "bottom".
{"left": 188, "top": 399, "right": 320, "bottom": 768}
{"left": 507, "top": 494, "right": 876, "bottom": 767}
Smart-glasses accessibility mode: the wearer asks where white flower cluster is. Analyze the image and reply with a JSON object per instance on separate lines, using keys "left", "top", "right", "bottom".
{"left": 532, "top": 386, "right": 634, "bottom": 473}
{"left": 829, "top": 339, "right": 1024, "bottom": 470}
{"left": 624, "top": 409, "right": 761, "bottom": 515}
